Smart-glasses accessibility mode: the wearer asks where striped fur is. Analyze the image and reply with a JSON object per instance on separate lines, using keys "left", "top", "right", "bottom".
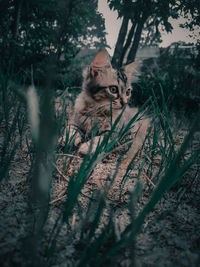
{"left": 70, "top": 48, "right": 142, "bottom": 145}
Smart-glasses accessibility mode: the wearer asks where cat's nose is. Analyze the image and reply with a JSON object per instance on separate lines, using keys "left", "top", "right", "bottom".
{"left": 120, "top": 97, "right": 127, "bottom": 106}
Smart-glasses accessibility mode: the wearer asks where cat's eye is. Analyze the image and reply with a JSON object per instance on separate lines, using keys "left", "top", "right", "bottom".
{"left": 126, "top": 88, "right": 131, "bottom": 96}
{"left": 109, "top": 86, "right": 118, "bottom": 94}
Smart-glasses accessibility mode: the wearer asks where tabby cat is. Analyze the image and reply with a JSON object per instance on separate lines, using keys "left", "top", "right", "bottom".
{"left": 67, "top": 48, "right": 149, "bottom": 155}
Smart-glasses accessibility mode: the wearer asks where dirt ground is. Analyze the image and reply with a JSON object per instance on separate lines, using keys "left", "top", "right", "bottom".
{"left": 0, "top": 124, "right": 200, "bottom": 267}
{"left": 1, "top": 90, "right": 200, "bottom": 266}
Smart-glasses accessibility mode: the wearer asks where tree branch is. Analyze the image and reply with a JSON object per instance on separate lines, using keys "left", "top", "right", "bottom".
{"left": 120, "top": 21, "right": 136, "bottom": 66}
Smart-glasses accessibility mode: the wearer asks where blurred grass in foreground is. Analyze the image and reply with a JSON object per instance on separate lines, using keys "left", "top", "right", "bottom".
{"left": 0, "top": 66, "right": 200, "bottom": 266}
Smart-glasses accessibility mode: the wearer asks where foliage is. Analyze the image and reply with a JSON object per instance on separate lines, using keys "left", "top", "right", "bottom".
{"left": 108, "top": 0, "right": 200, "bottom": 68}
{"left": 1, "top": 66, "right": 200, "bottom": 265}
{"left": 0, "top": 1, "right": 200, "bottom": 266}
{"left": 56, "top": 49, "right": 99, "bottom": 89}
{"left": 0, "top": 0, "right": 106, "bottom": 83}
{"left": 132, "top": 45, "right": 200, "bottom": 117}
{"left": 108, "top": 0, "right": 179, "bottom": 67}
{"left": 44, "top": 89, "right": 199, "bottom": 265}
{"left": 179, "top": 0, "right": 200, "bottom": 40}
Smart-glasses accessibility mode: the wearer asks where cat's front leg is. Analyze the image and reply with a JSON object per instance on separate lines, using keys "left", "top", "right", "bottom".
{"left": 78, "top": 136, "right": 104, "bottom": 155}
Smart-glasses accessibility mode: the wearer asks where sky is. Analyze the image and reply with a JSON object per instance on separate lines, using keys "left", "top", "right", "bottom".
{"left": 98, "top": 0, "right": 195, "bottom": 56}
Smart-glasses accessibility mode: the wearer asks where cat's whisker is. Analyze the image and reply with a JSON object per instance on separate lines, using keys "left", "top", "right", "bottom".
{"left": 89, "top": 103, "right": 111, "bottom": 115}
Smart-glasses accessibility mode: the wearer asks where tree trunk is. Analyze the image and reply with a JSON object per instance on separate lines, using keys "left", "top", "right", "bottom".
{"left": 126, "top": 18, "right": 145, "bottom": 64}
{"left": 10, "top": 0, "right": 23, "bottom": 70}
{"left": 12, "top": 0, "right": 23, "bottom": 39}
{"left": 55, "top": 0, "right": 74, "bottom": 59}
{"left": 119, "top": 21, "right": 136, "bottom": 66}
{"left": 111, "top": 15, "right": 129, "bottom": 68}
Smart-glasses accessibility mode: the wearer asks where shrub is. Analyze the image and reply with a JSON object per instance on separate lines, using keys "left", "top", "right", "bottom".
{"left": 132, "top": 45, "right": 200, "bottom": 117}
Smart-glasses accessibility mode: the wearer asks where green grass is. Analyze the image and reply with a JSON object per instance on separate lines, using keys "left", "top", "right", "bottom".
{"left": 0, "top": 69, "right": 200, "bottom": 266}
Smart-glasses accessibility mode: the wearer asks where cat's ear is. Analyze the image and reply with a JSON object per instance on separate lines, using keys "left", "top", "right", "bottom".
{"left": 123, "top": 60, "right": 142, "bottom": 81}
{"left": 90, "top": 48, "right": 111, "bottom": 78}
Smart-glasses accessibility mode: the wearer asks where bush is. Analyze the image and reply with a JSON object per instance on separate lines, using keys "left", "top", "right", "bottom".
{"left": 132, "top": 46, "right": 200, "bottom": 117}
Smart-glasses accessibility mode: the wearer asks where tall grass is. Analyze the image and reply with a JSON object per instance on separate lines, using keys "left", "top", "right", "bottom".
{"left": 46, "top": 85, "right": 200, "bottom": 266}
{"left": 1, "top": 66, "right": 200, "bottom": 266}
{"left": 0, "top": 72, "right": 27, "bottom": 181}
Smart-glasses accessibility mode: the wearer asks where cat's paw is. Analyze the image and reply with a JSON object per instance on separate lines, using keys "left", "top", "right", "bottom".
{"left": 78, "top": 136, "right": 103, "bottom": 155}
{"left": 74, "top": 135, "right": 82, "bottom": 147}
{"left": 78, "top": 142, "right": 90, "bottom": 155}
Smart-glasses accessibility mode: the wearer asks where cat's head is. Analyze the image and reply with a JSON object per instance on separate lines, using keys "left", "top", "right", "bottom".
{"left": 82, "top": 48, "right": 141, "bottom": 110}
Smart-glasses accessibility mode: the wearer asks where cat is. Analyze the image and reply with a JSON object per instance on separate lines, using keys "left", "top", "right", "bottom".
{"left": 64, "top": 48, "right": 150, "bottom": 156}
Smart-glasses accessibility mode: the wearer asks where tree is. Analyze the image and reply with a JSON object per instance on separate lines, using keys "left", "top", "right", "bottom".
{"left": 178, "top": 0, "right": 200, "bottom": 70}
{"left": 0, "top": 0, "right": 107, "bottom": 76}
{"left": 178, "top": 0, "right": 200, "bottom": 52}
{"left": 108, "top": 0, "right": 179, "bottom": 68}
{"left": 179, "top": 0, "right": 200, "bottom": 36}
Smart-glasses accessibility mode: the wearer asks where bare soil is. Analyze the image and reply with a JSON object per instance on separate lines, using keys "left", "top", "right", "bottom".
{"left": 0, "top": 121, "right": 200, "bottom": 266}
